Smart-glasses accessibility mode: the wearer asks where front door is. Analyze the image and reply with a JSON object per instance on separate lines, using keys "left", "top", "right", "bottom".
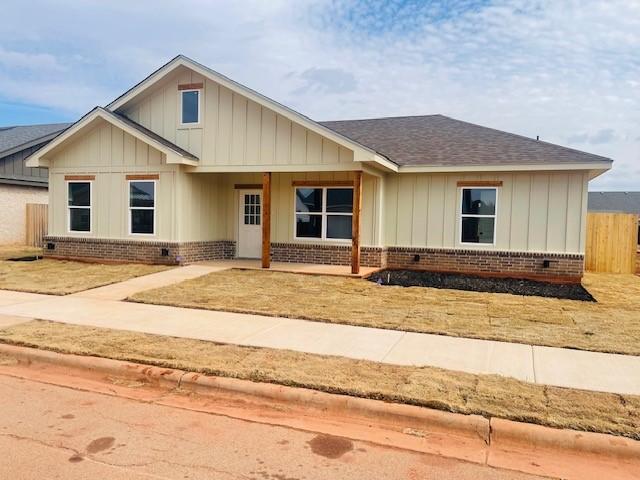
{"left": 237, "top": 189, "right": 262, "bottom": 258}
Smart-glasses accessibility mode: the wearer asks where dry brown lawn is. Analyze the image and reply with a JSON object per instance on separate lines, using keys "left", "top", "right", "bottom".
{"left": 129, "top": 269, "right": 640, "bottom": 355}
{"left": 0, "top": 319, "right": 638, "bottom": 440}
{"left": 0, "top": 248, "right": 171, "bottom": 295}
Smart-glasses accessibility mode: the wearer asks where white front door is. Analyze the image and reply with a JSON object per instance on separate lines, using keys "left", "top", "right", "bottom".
{"left": 237, "top": 189, "right": 262, "bottom": 258}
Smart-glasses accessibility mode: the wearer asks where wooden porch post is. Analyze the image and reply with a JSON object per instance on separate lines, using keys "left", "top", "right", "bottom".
{"left": 351, "top": 171, "right": 362, "bottom": 274}
{"left": 262, "top": 172, "right": 271, "bottom": 269}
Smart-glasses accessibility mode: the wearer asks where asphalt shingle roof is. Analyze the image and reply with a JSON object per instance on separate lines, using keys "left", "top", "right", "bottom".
{"left": 588, "top": 192, "right": 640, "bottom": 214}
{"left": 0, "top": 123, "right": 71, "bottom": 157}
{"left": 111, "top": 111, "right": 198, "bottom": 160}
{"left": 320, "top": 115, "right": 611, "bottom": 167}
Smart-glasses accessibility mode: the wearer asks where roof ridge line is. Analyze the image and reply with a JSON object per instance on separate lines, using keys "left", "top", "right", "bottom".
{"left": 442, "top": 115, "right": 612, "bottom": 162}
{"left": 321, "top": 114, "right": 443, "bottom": 123}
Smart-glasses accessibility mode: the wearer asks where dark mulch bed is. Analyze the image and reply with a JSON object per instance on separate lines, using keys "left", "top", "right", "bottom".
{"left": 368, "top": 269, "right": 595, "bottom": 302}
{"left": 7, "top": 256, "right": 42, "bottom": 262}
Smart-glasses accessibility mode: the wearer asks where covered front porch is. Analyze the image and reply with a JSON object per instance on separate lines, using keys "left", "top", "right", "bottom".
{"left": 259, "top": 171, "right": 365, "bottom": 274}
{"left": 183, "top": 169, "right": 383, "bottom": 274}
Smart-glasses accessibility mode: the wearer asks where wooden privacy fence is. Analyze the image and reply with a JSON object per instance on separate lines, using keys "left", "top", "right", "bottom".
{"left": 585, "top": 212, "right": 638, "bottom": 274}
{"left": 25, "top": 203, "right": 48, "bottom": 247}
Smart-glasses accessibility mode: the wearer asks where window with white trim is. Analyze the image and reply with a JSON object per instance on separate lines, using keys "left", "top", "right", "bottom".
{"left": 295, "top": 187, "right": 353, "bottom": 240}
{"left": 129, "top": 181, "right": 155, "bottom": 235}
{"left": 68, "top": 181, "right": 91, "bottom": 232}
{"left": 460, "top": 187, "right": 497, "bottom": 244}
{"left": 180, "top": 89, "right": 200, "bottom": 125}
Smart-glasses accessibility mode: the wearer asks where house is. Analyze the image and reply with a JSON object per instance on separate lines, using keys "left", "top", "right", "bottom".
{"left": 588, "top": 191, "right": 640, "bottom": 245}
{"left": 26, "top": 55, "right": 612, "bottom": 282}
{"left": 0, "top": 123, "right": 70, "bottom": 244}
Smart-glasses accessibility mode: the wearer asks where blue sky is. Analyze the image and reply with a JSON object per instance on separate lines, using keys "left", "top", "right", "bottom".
{"left": 0, "top": 0, "right": 638, "bottom": 190}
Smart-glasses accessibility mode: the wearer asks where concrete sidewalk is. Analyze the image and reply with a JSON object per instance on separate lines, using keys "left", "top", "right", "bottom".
{"left": 0, "top": 286, "right": 637, "bottom": 396}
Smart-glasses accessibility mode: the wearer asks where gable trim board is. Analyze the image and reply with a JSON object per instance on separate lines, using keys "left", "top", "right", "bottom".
{"left": 106, "top": 55, "right": 395, "bottom": 172}
{"left": 26, "top": 108, "right": 198, "bottom": 169}
{"left": 30, "top": 54, "right": 613, "bottom": 280}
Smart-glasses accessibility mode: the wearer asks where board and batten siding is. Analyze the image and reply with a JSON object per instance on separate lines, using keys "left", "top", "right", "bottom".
{"left": 120, "top": 66, "right": 355, "bottom": 168}
{"left": 0, "top": 143, "right": 49, "bottom": 184}
{"left": 382, "top": 171, "right": 589, "bottom": 254}
{"left": 47, "top": 120, "right": 178, "bottom": 240}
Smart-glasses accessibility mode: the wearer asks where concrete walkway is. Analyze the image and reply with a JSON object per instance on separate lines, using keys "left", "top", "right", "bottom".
{"left": 0, "top": 268, "right": 637, "bottom": 396}
{"left": 71, "top": 265, "right": 226, "bottom": 301}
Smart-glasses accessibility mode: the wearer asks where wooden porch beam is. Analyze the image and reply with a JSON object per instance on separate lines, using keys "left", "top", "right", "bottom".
{"left": 262, "top": 172, "right": 271, "bottom": 269}
{"left": 291, "top": 180, "right": 354, "bottom": 187}
{"left": 351, "top": 171, "right": 362, "bottom": 274}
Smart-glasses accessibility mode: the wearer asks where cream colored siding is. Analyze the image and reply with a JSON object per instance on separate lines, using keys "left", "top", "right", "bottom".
{"left": 120, "top": 66, "right": 355, "bottom": 168}
{"left": 174, "top": 172, "right": 226, "bottom": 242}
{"left": 173, "top": 171, "right": 380, "bottom": 246}
{"left": 47, "top": 121, "right": 177, "bottom": 240}
{"left": 382, "top": 171, "right": 589, "bottom": 254}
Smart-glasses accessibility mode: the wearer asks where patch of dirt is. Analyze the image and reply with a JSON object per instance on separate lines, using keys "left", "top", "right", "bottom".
{"left": 86, "top": 436, "right": 115, "bottom": 454}
{"left": 368, "top": 269, "right": 595, "bottom": 301}
{"left": 307, "top": 434, "right": 353, "bottom": 459}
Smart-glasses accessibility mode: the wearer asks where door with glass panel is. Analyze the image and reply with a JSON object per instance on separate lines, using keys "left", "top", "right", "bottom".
{"left": 237, "top": 190, "right": 262, "bottom": 258}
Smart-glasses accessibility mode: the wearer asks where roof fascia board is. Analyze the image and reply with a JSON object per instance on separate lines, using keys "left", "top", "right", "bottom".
{"left": 0, "top": 177, "right": 48, "bottom": 188}
{"left": 26, "top": 108, "right": 193, "bottom": 167}
{"left": 107, "top": 56, "right": 391, "bottom": 168}
{"left": 185, "top": 162, "right": 371, "bottom": 174}
{"left": 397, "top": 162, "right": 613, "bottom": 174}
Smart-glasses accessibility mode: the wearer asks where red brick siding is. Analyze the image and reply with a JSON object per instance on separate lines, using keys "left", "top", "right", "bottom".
{"left": 385, "top": 247, "right": 584, "bottom": 282}
{"left": 43, "top": 236, "right": 235, "bottom": 265}
{"left": 42, "top": 236, "right": 585, "bottom": 281}
{"left": 270, "top": 243, "right": 385, "bottom": 267}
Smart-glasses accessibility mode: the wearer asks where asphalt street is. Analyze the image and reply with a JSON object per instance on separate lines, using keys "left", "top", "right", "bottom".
{"left": 0, "top": 374, "right": 546, "bottom": 480}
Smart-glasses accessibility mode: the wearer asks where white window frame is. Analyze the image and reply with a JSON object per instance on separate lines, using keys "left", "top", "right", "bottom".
{"left": 293, "top": 186, "right": 353, "bottom": 242}
{"left": 128, "top": 180, "right": 156, "bottom": 236}
{"left": 179, "top": 88, "right": 201, "bottom": 126}
{"left": 67, "top": 180, "right": 92, "bottom": 234}
{"left": 459, "top": 186, "right": 498, "bottom": 246}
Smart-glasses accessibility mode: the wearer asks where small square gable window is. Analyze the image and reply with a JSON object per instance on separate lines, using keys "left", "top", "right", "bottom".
{"left": 181, "top": 89, "right": 200, "bottom": 125}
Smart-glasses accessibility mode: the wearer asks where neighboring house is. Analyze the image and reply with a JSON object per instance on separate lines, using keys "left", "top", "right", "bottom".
{"left": 588, "top": 191, "right": 640, "bottom": 245}
{"left": 0, "top": 123, "right": 70, "bottom": 244}
{"left": 26, "top": 55, "right": 612, "bottom": 282}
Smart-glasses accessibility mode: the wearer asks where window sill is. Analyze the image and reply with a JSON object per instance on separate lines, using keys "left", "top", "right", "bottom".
{"left": 293, "top": 237, "right": 352, "bottom": 245}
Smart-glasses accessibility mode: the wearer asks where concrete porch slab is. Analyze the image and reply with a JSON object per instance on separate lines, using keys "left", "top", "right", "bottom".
{"left": 196, "top": 259, "right": 379, "bottom": 278}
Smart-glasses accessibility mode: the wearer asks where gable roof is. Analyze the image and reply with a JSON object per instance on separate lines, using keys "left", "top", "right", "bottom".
{"left": 0, "top": 123, "right": 70, "bottom": 158}
{"left": 106, "top": 55, "right": 394, "bottom": 171}
{"left": 25, "top": 107, "right": 197, "bottom": 168}
{"left": 111, "top": 111, "right": 197, "bottom": 160}
{"left": 588, "top": 192, "right": 640, "bottom": 214}
{"left": 321, "top": 115, "right": 612, "bottom": 168}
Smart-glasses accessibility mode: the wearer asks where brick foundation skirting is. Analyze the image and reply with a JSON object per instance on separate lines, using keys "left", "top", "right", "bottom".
{"left": 385, "top": 247, "right": 584, "bottom": 283}
{"left": 42, "top": 236, "right": 235, "bottom": 265}
{"left": 270, "top": 243, "right": 385, "bottom": 268}
{"left": 42, "top": 236, "right": 585, "bottom": 281}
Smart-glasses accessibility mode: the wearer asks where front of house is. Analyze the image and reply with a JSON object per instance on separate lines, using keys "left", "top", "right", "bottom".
{"left": 27, "top": 56, "right": 612, "bottom": 282}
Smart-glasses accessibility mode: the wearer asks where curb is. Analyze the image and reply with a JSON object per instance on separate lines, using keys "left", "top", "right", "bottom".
{"left": 0, "top": 343, "right": 488, "bottom": 443}
{"left": 490, "top": 417, "right": 640, "bottom": 460}
{"left": 2, "top": 343, "right": 640, "bottom": 462}
{"left": 178, "top": 371, "right": 489, "bottom": 441}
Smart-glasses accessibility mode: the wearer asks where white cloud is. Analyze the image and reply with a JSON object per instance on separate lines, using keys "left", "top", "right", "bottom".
{"left": 0, "top": 0, "right": 637, "bottom": 189}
